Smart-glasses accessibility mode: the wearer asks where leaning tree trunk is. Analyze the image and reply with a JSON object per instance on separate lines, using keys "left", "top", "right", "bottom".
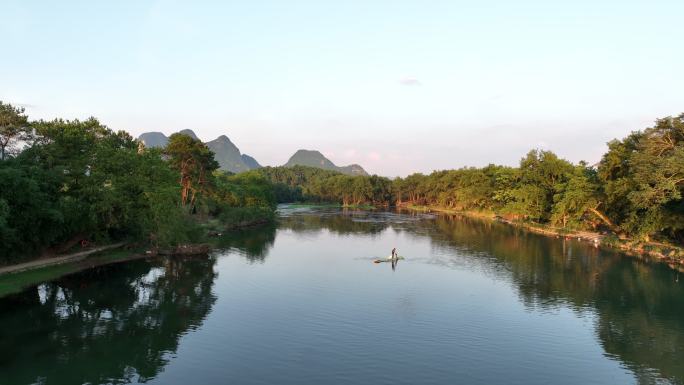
{"left": 588, "top": 206, "right": 618, "bottom": 232}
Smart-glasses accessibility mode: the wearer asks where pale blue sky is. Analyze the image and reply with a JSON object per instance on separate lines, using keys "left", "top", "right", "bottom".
{"left": 2, "top": 0, "right": 682, "bottom": 176}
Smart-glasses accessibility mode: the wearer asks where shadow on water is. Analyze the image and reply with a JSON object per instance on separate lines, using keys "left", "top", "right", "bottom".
{"left": 213, "top": 224, "right": 277, "bottom": 263}
{"left": 408, "top": 214, "right": 684, "bottom": 384}
{"left": 0, "top": 256, "right": 218, "bottom": 385}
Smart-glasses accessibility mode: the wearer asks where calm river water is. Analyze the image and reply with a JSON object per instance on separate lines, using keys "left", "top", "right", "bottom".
{"left": 1, "top": 206, "right": 683, "bottom": 385}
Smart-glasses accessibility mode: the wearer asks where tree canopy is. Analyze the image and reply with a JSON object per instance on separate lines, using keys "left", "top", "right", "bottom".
{"left": 255, "top": 114, "right": 684, "bottom": 245}
{"left": 0, "top": 101, "right": 30, "bottom": 160}
{"left": 0, "top": 102, "right": 278, "bottom": 263}
{"left": 1, "top": 100, "right": 682, "bottom": 263}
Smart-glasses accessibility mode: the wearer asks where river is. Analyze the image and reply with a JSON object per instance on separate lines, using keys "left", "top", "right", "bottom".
{"left": 1, "top": 206, "right": 682, "bottom": 385}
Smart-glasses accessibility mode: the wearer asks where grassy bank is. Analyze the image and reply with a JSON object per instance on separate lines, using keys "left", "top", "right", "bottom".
{"left": 402, "top": 204, "right": 684, "bottom": 269}
{"left": 0, "top": 213, "right": 277, "bottom": 298}
{"left": 0, "top": 248, "right": 149, "bottom": 298}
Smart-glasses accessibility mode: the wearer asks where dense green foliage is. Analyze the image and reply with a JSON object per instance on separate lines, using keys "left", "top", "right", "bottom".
{"left": 258, "top": 115, "right": 684, "bottom": 244}
{"left": 1, "top": 100, "right": 681, "bottom": 262}
{"left": 0, "top": 103, "right": 276, "bottom": 263}
{"left": 209, "top": 171, "right": 277, "bottom": 227}
{"left": 0, "top": 101, "right": 31, "bottom": 161}
{"left": 165, "top": 133, "right": 219, "bottom": 210}
{"left": 256, "top": 165, "right": 391, "bottom": 205}
{"left": 598, "top": 115, "right": 684, "bottom": 241}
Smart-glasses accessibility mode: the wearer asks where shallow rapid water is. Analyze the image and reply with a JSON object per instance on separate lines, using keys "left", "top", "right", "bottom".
{"left": 1, "top": 207, "right": 683, "bottom": 385}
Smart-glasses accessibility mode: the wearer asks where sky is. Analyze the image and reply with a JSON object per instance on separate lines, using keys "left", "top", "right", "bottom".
{"left": 1, "top": 0, "right": 683, "bottom": 176}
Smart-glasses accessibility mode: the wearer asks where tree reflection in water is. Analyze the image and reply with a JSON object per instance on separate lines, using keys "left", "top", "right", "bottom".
{"left": 214, "top": 224, "right": 276, "bottom": 263}
{"left": 1, "top": 210, "right": 682, "bottom": 384}
{"left": 0, "top": 256, "right": 218, "bottom": 385}
{"left": 277, "top": 208, "right": 684, "bottom": 383}
{"left": 277, "top": 206, "right": 435, "bottom": 237}
{"left": 419, "top": 215, "right": 684, "bottom": 384}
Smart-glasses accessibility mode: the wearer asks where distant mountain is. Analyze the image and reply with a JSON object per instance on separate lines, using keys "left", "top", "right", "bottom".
{"left": 206, "top": 135, "right": 260, "bottom": 173}
{"left": 138, "top": 132, "right": 169, "bottom": 148}
{"left": 338, "top": 164, "right": 367, "bottom": 176}
{"left": 241, "top": 154, "right": 261, "bottom": 169}
{"left": 284, "top": 150, "right": 368, "bottom": 176}
{"left": 137, "top": 130, "right": 261, "bottom": 174}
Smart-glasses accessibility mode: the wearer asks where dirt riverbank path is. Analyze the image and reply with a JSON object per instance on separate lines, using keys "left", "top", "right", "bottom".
{"left": 0, "top": 242, "right": 128, "bottom": 276}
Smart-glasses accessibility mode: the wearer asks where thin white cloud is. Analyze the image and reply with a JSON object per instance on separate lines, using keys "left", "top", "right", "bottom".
{"left": 398, "top": 77, "right": 421, "bottom": 86}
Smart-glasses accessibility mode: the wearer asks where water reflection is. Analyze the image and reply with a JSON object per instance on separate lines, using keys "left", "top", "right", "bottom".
{"left": 422, "top": 215, "right": 684, "bottom": 382}
{"left": 280, "top": 209, "right": 684, "bottom": 384}
{"left": 0, "top": 256, "right": 218, "bottom": 385}
{"left": 214, "top": 224, "right": 276, "bottom": 263}
{"left": 469, "top": 219, "right": 681, "bottom": 383}
{"left": 413, "top": 215, "right": 682, "bottom": 383}
{"left": 1, "top": 209, "right": 682, "bottom": 384}
{"left": 277, "top": 206, "right": 434, "bottom": 236}
{"left": 279, "top": 212, "right": 388, "bottom": 235}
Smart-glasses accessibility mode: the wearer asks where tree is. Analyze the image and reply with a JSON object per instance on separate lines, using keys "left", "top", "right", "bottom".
{"left": 351, "top": 177, "right": 372, "bottom": 205}
{"left": 0, "top": 101, "right": 30, "bottom": 160}
{"left": 597, "top": 114, "right": 684, "bottom": 241}
{"left": 507, "top": 150, "right": 574, "bottom": 221}
{"left": 598, "top": 132, "right": 643, "bottom": 232}
{"left": 491, "top": 166, "right": 519, "bottom": 211}
{"left": 507, "top": 184, "right": 547, "bottom": 220}
{"left": 369, "top": 175, "right": 392, "bottom": 204}
{"left": 551, "top": 164, "right": 602, "bottom": 229}
{"left": 0, "top": 198, "right": 11, "bottom": 253}
{"left": 0, "top": 161, "right": 65, "bottom": 260}
{"left": 24, "top": 118, "right": 141, "bottom": 240}
{"left": 0, "top": 104, "right": 280, "bottom": 262}
{"left": 164, "top": 133, "right": 219, "bottom": 211}
{"left": 625, "top": 115, "right": 684, "bottom": 240}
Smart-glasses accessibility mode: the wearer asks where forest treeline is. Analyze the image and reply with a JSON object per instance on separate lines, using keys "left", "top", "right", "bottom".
{"left": 0, "top": 102, "right": 276, "bottom": 263}
{"left": 255, "top": 114, "right": 684, "bottom": 245}
{"left": 1, "top": 100, "right": 682, "bottom": 262}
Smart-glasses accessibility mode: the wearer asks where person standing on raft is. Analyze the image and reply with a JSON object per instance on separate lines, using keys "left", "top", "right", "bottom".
{"left": 391, "top": 247, "right": 397, "bottom": 260}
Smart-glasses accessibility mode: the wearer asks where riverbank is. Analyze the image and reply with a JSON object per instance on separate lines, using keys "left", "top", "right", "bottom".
{"left": 0, "top": 246, "right": 153, "bottom": 298}
{"left": 0, "top": 215, "right": 277, "bottom": 298}
{"left": 401, "top": 204, "right": 684, "bottom": 270}
{"left": 0, "top": 242, "right": 128, "bottom": 276}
